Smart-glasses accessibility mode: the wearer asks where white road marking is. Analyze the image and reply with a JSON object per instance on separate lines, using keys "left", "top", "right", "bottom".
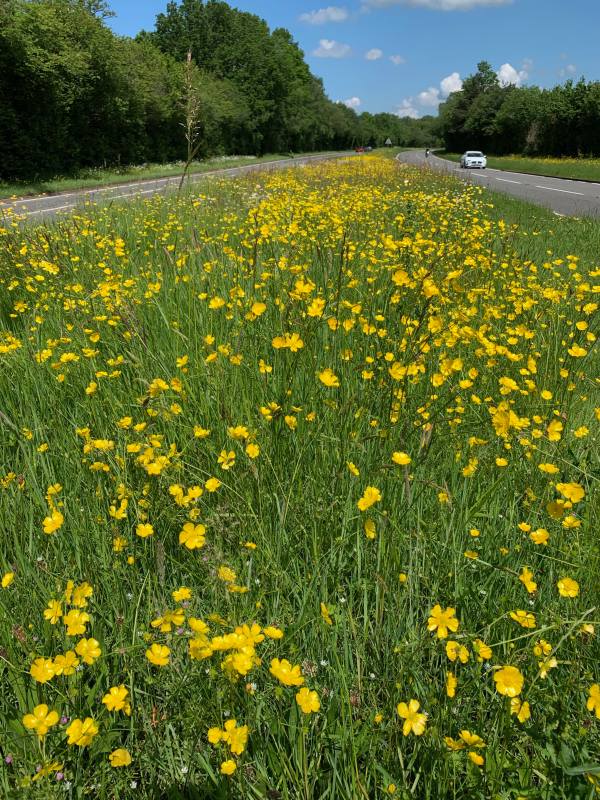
{"left": 554, "top": 211, "right": 566, "bottom": 217}
{"left": 496, "top": 178, "right": 521, "bottom": 184}
{"left": 107, "top": 188, "right": 159, "bottom": 201}
{"left": 534, "top": 185, "right": 584, "bottom": 196}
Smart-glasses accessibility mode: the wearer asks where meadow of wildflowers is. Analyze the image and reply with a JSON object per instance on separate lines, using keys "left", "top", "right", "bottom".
{"left": 0, "top": 155, "right": 598, "bottom": 799}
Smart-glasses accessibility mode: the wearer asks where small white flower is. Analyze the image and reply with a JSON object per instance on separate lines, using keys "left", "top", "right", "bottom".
{"left": 320, "top": 660, "right": 329, "bottom": 667}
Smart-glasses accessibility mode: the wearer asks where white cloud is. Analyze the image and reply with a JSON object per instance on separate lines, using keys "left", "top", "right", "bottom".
{"left": 497, "top": 61, "right": 528, "bottom": 86}
{"left": 440, "top": 71, "right": 463, "bottom": 96}
{"left": 363, "top": 0, "right": 512, "bottom": 10}
{"left": 312, "top": 39, "right": 352, "bottom": 58}
{"left": 418, "top": 87, "right": 441, "bottom": 106}
{"left": 395, "top": 98, "right": 420, "bottom": 118}
{"left": 365, "top": 48, "right": 383, "bottom": 60}
{"left": 559, "top": 63, "right": 576, "bottom": 78}
{"left": 343, "top": 96, "right": 362, "bottom": 109}
{"left": 390, "top": 54, "right": 406, "bottom": 65}
{"left": 396, "top": 69, "right": 462, "bottom": 119}
{"left": 300, "top": 6, "right": 349, "bottom": 24}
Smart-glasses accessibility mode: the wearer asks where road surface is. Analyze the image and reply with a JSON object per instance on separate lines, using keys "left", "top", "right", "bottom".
{"left": 398, "top": 151, "right": 600, "bottom": 218}
{"left": 0, "top": 152, "right": 353, "bottom": 224}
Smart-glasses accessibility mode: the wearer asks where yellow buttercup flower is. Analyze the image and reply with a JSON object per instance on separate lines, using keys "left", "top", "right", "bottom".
{"left": 296, "top": 687, "right": 320, "bottom": 714}
{"left": 146, "top": 643, "right": 170, "bottom": 666}
{"left": 396, "top": 699, "right": 427, "bottom": 736}
{"left": 318, "top": 368, "right": 340, "bottom": 387}
{"left": 494, "top": 666, "right": 524, "bottom": 697}
{"left": 270, "top": 658, "right": 304, "bottom": 686}
{"left": 66, "top": 717, "right": 98, "bottom": 747}
{"left": 22, "top": 705, "right": 60, "bottom": 738}
{"left": 357, "top": 486, "right": 382, "bottom": 512}
{"left": 427, "top": 605, "right": 459, "bottom": 639}
{"left": 109, "top": 748, "right": 132, "bottom": 767}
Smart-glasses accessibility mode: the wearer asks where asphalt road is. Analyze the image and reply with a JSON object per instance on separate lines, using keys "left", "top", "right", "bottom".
{"left": 398, "top": 151, "right": 600, "bottom": 218}
{"left": 0, "top": 152, "right": 353, "bottom": 224}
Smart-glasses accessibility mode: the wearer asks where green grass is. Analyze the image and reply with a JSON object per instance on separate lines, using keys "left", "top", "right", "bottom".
{"left": 0, "top": 153, "right": 338, "bottom": 201}
{"left": 440, "top": 152, "right": 600, "bottom": 182}
{"left": 481, "top": 185, "right": 600, "bottom": 265}
{"left": 0, "top": 156, "right": 598, "bottom": 799}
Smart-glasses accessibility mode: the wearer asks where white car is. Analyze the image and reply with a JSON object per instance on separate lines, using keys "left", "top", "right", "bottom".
{"left": 460, "top": 151, "right": 487, "bottom": 169}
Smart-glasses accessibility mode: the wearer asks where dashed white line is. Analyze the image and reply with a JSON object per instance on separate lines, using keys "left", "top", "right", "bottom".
{"left": 496, "top": 178, "right": 521, "bottom": 184}
{"left": 107, "top": 188, "right": 160, "bottom": 201}
{"left": 534, "top": 184, "right": 584, "bottom": 196}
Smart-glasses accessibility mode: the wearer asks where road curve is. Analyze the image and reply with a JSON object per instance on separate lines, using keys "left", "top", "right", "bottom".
{"left": 0, "top": 152, "right": 354, "bottom": 225}
{"left": 398, "top": 151, "right": 600, "bottom": 218}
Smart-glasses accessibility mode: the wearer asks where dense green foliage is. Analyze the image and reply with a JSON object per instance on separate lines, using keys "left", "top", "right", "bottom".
{"left": 0, "top": 0, "right": 435, "bottom": 181}
{"left": 439, "top": 61, "right": 600, "bottom": 157}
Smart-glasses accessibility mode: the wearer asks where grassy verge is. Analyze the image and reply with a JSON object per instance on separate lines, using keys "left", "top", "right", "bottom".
{"left": 440, "top": 151, "right": 600, "bottom": 181}
{"left": 0, "top": 156, "right": 598, "bottom": 799}
{"left": 0, "top": 153, "right": 338, "bottom": 201}
{"left": 482, "top": 184, "right": 600, "bottom": 264}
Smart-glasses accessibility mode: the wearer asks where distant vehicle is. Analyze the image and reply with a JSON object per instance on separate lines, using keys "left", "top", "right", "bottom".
{"left": 460, "top": 151, "right": 487, "bottom": 169}
{"left": 355, "top": 146, "right": 365, "bottom": 154}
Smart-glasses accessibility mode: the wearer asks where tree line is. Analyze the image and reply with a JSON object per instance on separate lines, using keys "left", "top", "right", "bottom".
{"left": 438, "top": 61, "right": 600, "bottom": 157}
{"left": 0, "top": 0, "right": 435, "bottom": 182}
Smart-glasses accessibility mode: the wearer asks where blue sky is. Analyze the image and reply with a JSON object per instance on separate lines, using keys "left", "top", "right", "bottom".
{"left": 107, "top": 0, "right": 598, "bottom": 117}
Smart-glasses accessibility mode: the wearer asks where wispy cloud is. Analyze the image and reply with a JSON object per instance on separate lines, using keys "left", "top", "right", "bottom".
{"left": 365, "top": 48, "right": 383, "bottom": 60}
{"left": 364, "top": 0, "right": 512, "bottom": 11}
{"left": 559, "top": 63, "right": 576, "bottom": 78}
{"left": 300, "top": 6, "right": 349, "bottom": 24}
{"left": 395, "top": 98, "right": 420, "bottom": 118}
{"left": 343, "top": 96, "right": 362, "bottom": 109}
{"left": 312, "top": 39, "right": 352, "bottom": 58}
{"left": 390, "top": 54, "right": 406, "bottom": 65}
